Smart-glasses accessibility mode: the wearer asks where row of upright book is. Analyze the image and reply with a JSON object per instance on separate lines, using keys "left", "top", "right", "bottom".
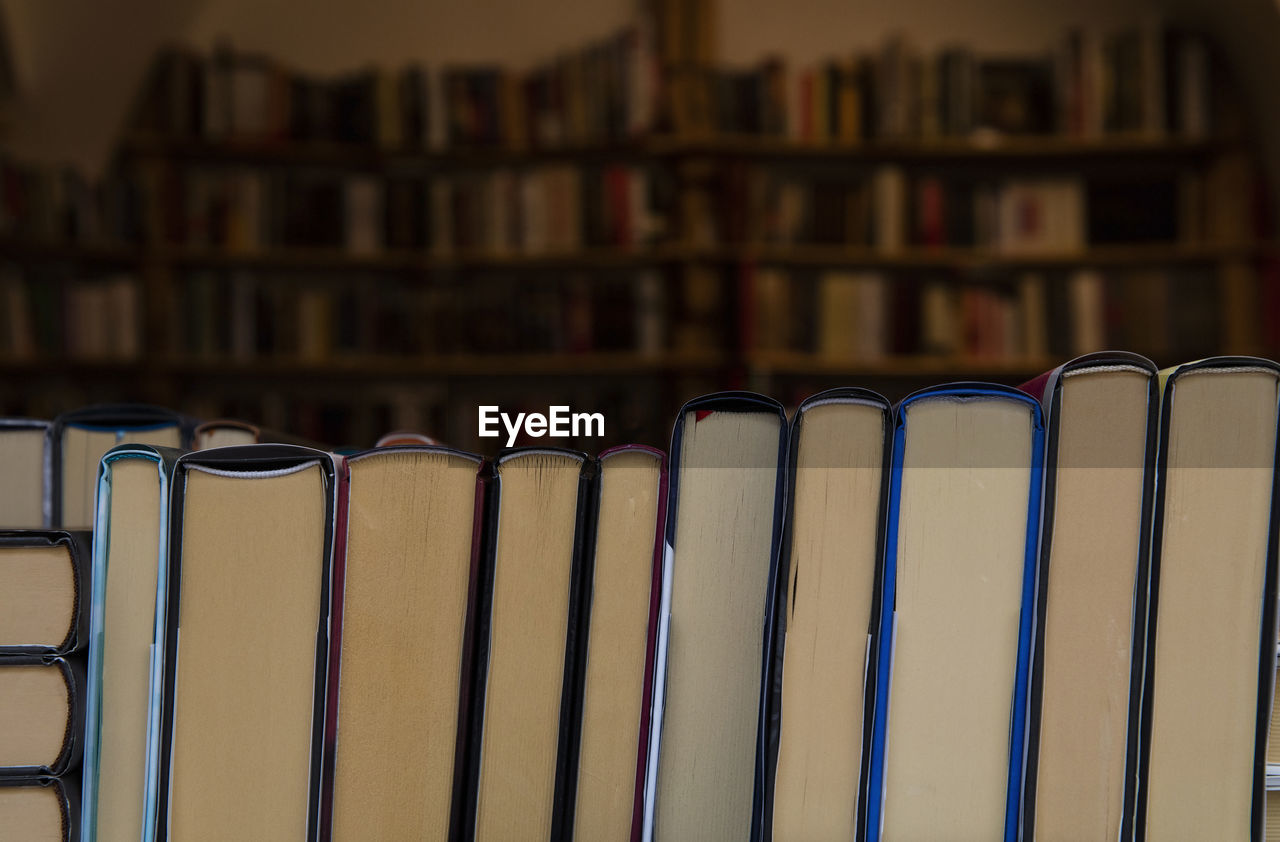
{"left": 135, "top": 20, "right": 657, "bottom": 150}
{"left": 133, "top": 20, "right": 1217, "bottom": 150}
{"left": 746, "top": 266, "right": 1224, "bottom": 363}
{"left": 2, "top": 353, "right": 1279, "bottom": 839}
{"left": 661, "top": 24, "right": 1216, "bottom": 141}
{"left": 151, "top": 164, "right": 666, "bottom": 255}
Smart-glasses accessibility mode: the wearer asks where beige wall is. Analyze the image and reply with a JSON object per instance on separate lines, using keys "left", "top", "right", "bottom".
{"left": 0, "top": 0, "right": 1276, "bottom": 192}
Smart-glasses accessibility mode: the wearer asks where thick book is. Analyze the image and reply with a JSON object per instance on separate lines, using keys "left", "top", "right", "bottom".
{"left": 1018, "top": 352, "right": 1158, "bottom": 842}
{"left": 51, "top": 406, "right": 192, "bottom": 530}
{"left": 322, "top": 445, "right": 486, "bottom": 840}
{"left": 192, "top": 419, "right": 324, "bottom": 450}
{"left": 1136, "top": 357, "right": 1280, "bottom": 840}
{"left": 81, "top": 445, "right": 183, "bottom": 842}
{"left": 0, "top": 530, "right": 91, "bottom": 656}
{"left": 866, "top": 383, "right": 1043, "bottom": 842}
{"left": 155, "top": 446, "right": 337, "bottom": 842}
{"left": 573, "top": 445, "right": 667, "bottom": 842}
{"left": 0, "top": 656, "right": 85, "bottom": 777}
{"left": 0, "top": 418, "right": 51, "bottom": 528}
{"left": 0, "top": 776, "right": 81, "bottom": 842}
{"left": 764, "top": 388, "right": 892, "bottom": 842}
{"left": 462, "top": 448, "right": 597, "bottom": 841}
{"left": 647, "top": 392, "right": 788, "bottom": 842}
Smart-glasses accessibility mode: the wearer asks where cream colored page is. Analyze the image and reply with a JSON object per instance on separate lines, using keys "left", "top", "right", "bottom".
{"left": 332, "top": 453, "right": 478, "bottom": 841}
{"left": 61, "top": 426, "right": 181, "bottom": 528}
{"left": 1145, "top": 370, "right": 1278, "bottom": 841}
{"left": 773, "top": 403, "right": 884, "bottom": 841}
{"left": 574, "top": 451, "right": 661, "bottom": 841}
{"left": 0, "top": 664, "right": 69, "bottom": 767}
{"left": 882, "top": 397, "right": 1032, "bottom": 842}
{"left": 0, "top": 428, "right": 46, "bottom": 527}
{"left": 169, "top": 464, "right": 325, "bottom": 842}
{"left": 1034, "top": 370, "right": 1148, "bottom": 842}
{"left": 656, "top": 411, "right": 781, "bottom": 842}
{"left": 0, "top": 784, "right": 63, "bottom": 842}
{"left": 475, "top": 454, "right": 582, "bottom": 841}
{"left": 1270, "top": 667, "right": 1280, "bottom": 765}
{"left": 195, "top": 428, "right": 257, "bottom": 450}
{"left": 95, "top": 458, "right": 161, "bottom": 842}
{"left": 0, "top": 545, "right": 74, "bottom": 648}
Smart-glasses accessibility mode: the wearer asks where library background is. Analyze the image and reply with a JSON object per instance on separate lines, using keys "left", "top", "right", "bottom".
{"left": 6, "top": 2, "right": 1280, "bottom": 842}
{"left": 0, "top": 0, "right": 1276, "bottom": 450}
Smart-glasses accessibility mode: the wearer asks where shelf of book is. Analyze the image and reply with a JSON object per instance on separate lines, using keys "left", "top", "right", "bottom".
{"left": 707, "top": 242, "right": 1269, "bottom": 268}
{"left": 159, "top": 350, "right": 728, "bottom": 377}
{"left": 745, "top": 351, "right": 1058, "bottom": 378}
{"left": 2, "top": 13, "right": 1272, "bottom": 446}
{"left": 118, "top": 133, "right": 1227, "bottom": 170}
{"left": 6, "top": 239, "right": 1267, "bottom": 272}
{"left": 158, "top": 245, "right": 694, "bottom": 271}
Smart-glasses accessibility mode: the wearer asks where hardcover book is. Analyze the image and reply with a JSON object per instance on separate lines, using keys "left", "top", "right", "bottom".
{"left": 1018, "top": 352, "right": 1158, "bottom": 842}
{"left": 573, "top": 445, "right": 666, "bottom": 842}
{"left": 764, "top": 388, "right": 892, "bottom": 842}
{"left": 866, "top": 383, "right": 1043, "bottom": 842}
{"left": 80, "top": 446, "right": 183, "bottom": 842}
{"left": 52, "top": 406, "right": 190, "bottom": 529}
{"left": 464, "top": 448, "right": 596, "bottom": 841}
{"left": 1136, "top": 357, "right": 1280, "bottom": 840}
{"left": 155, "top": 446, "right": 337, "bottom": 842}
{"left": 323, "top": 445, "right": 485, "bottom": 840}
{"left": 0, "top": 531, "right": 90, "bottom": 656}
{"left": 0, "top": 656, "right": 84, "bottom": 777}
{"left": 647, "top": 392, "right": 787, "bottom": 842}
{"left": 0, "top": 419, "right": 51, "bottom": 528}
{"left": 0, "top": 776, "right": 81, "bottom": 842}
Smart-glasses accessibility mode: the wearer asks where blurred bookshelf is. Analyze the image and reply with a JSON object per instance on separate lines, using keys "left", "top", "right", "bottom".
{"left": 2, "top": 2, "right": 1277, "bottom": 449}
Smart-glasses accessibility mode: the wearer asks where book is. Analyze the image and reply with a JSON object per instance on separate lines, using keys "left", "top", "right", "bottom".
{"left": 764, "top": 389, "right": 892, "bottom": 841}
{"left": 0, "top": 419, "right": 51, "bottom": 528}
{"left": 192, "top": 419, "right": 324, "bottom": 450}
{"left": 51, "top": 406, "right": 190, "bottom": 530}
{"left": 1136, "top": 357, "right": 1280, "bottom": 840}
{"left": 572, "top": 445, "right": 666, "bottom": 841}
{"left": 0, "top": 531, "right": 89, "bottom": 656}
{"left": 0, "top": 656, "right": 84, "bottom": 776}
{"left": 155, "top": 446, "right": 337, "bottom": 841}
{"left": 1018, "top": 353, "right": 1159, "bottom": 841}
{"left": 80, "top": 446, "right": 182, "bottom": 842}
{"left": 193, "top": 420, "right": 260, "bottom": 449}
{"left": 464, "top": 448, "right": 596, "bottom": 840}
{"left": 323, "top": 445, "right": 485, "bottom": 840}
{"left": 866, "top": 383, "right": 1043, "bottom": 842}
{"left": 647, "top": 392, "right": 787, "bottom": 841}
{"left": 0, "top": 777, "right": 80, "bottom": 842}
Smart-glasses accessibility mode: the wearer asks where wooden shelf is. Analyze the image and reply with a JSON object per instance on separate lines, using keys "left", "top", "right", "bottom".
{"left": 159, "top": 245, "right": 690, "bottom": 271}
{"left": 705, "top": 241, "right": 1268, "bottom": 269}
{"left": 161, "top": 350, "right": 728, "bottom": 377}
{"left": 663, "top": 133, "right": 1225, "bottom": 162}
{"left": 119, "top": 135, "right": 658, "bottom": 171}
{"left": 0, "top": 238, "right": 142, "bottom": 264}
{"left": 117, "top": 132, "right": 1228, "bottom": 171}
{"left": 60, "top": 241, "right": 1265, "bottom": 274}
{"left": 747, "top": 350, "right": 1059, "bottom": 378}
{"left": 0, "top": 357, "right": 146, "bottom": 375}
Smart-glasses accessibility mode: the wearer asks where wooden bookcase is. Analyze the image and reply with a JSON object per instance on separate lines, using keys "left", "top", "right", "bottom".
{"left": 0, "top": 29, "right": 1274, "bottom": 450}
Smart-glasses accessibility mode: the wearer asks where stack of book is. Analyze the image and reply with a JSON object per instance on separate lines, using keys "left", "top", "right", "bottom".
{"left": 1, "top": 352, "right": 1277, "bottom": 839}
